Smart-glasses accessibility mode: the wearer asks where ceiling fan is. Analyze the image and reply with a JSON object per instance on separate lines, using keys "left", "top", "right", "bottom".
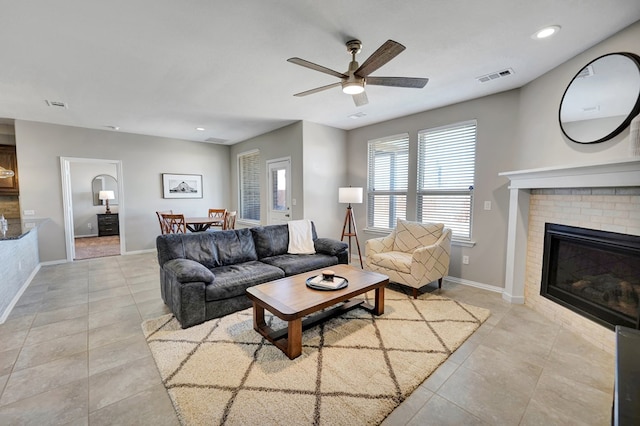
{"left": 287, "top": 39, "right": 428, "bottom": 107}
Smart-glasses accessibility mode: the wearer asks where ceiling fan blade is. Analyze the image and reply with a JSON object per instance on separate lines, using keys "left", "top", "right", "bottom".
{"left": 366, "top": 76, "right": 429, "bottom": 88}
{"left": 353, "top": 91, "right": 368, "bottom": 107}
{"left": 287, "top": 57, "right": 348, "bottom": 79}
{"left": 354, "top": 40, "right": 406, "bottom": 77}
{"left": 293, "top": 82, "right": 342, "bottom": 97}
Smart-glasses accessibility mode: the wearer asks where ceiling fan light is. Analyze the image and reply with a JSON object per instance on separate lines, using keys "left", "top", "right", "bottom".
{"left": 342, "top": 81, "right": 365, "bottom": 95}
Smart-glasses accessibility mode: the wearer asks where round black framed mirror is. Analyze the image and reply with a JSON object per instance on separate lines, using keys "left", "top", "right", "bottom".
{"left": 559, "top": 52, "right": 640, "bottom": 144}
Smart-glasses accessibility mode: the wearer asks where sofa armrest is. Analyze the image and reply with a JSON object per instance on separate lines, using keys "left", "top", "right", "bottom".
{"left": 314, "top": 238, "right": 348, "bottom": 256}
{"left": 365, "top": 231, "right": 396, "bottom": 256}
{"left": 163, "top": 259, "right": 215, "bottom": 284}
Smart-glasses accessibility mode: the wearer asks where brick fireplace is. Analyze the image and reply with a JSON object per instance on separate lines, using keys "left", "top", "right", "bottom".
{"left": 500, "top": 158, "right": 640, "bottom": 354}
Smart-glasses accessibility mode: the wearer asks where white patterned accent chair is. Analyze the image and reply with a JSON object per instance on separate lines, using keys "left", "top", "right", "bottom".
{"left": 365, "top": 219, "right": 452, "bottom": 298}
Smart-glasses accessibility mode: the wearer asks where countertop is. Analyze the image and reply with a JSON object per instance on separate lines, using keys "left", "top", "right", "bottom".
{"left": 0, "top": 218, "right": 47, "bottom": 241}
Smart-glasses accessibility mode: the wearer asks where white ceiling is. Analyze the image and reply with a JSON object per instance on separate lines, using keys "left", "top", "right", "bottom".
{"left": 1, "top": 1, "right": 639, "bottom": 145}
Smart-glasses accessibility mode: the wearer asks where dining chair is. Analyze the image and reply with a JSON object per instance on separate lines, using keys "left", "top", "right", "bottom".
{"left": 161, "top": 213, "right": 187, "bottom": 234}
{"left": 223, "top": 211, "right": 237, "bottom": 230}
{"left": 156, "top": 210, "right": 173, "bottom": 234}
{"left": 208, "top": 208, "right": 227, "bottom": 229}
{"left": 208, "top": 208, "right": 227, "bottom": 218}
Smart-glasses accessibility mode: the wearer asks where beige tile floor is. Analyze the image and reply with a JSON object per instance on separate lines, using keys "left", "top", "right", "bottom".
{"left": 0, "top": 253, "right": 614, "bottom": 425}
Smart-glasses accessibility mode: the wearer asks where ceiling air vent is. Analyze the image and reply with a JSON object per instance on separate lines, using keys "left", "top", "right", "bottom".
{"left": 476, "top": 68, "right": 514, "bottom": 83}
{"left": 204, "top": 137, "right": 228, "bottom": 144}
{"left": 45, "top": 100, "right": 69, "bottom": 109}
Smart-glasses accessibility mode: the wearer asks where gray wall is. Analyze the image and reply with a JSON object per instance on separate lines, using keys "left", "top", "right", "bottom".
{"left": 229, "top": 121, "right": 348, "bottom": 240}
{"left": 302, "top": 121, "right": 347, "bottom": 240}
{"left": 229, "top": 122, "right": 304, "bottom": 225}
{"left": 347, "top": 90, "right": 519, "bottom": 288}
{"left": 515, "top": 20, "right": 640, "bottom": 170}
{"left": 70, "top": 162, "right": 118, "bottom": 237}
{"left": 344, "top": 20, "right": 640, "bottom": 289}
{"left": 15, "top": 120, "right": 230, "bottom": 262}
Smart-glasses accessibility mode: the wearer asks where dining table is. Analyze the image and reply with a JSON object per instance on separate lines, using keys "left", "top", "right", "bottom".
{"left": 185, "top": 216, "right": 224, "bottom": 232}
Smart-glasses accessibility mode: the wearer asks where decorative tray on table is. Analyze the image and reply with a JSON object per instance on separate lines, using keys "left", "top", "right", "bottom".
{"left": 305, "top": 275, "right": 348, "bottom": 291}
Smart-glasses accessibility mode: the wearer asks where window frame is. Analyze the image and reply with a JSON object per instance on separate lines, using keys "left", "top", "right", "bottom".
{"left": 237, "top": 149, "right": 261, "bottom": 224}
{"left": 366, "top": 133, "right": 410, "bottom": 232}
{"left": 416, "top": 120, "right": 477, "bottom": 240}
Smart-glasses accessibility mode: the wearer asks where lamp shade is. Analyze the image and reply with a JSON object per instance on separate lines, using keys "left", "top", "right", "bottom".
{"left": 338, "top": 187, "right": 363, "bottom": 204}
{"left": 99, "top": 190, "right": 115, "bottom": 200}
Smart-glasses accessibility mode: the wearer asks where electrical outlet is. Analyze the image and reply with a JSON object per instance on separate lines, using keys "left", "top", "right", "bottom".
{"left": 88, "top": 223, "right": 93, "bottom": 230}
{"left": 484, "top": 201, "right": 492, "bottom": 210}
{"left": 462, "top": 255, "right": 469, "bottom": 265}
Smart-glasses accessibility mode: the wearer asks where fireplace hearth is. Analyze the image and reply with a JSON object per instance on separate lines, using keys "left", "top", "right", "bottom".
{"left": 541, "top": 223, "right": 640, "bottom": 330}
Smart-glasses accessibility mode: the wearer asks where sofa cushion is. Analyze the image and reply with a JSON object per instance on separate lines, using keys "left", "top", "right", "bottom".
{"left": 394, "top": 220, "right": 444, "bottom": 252}
{"left": 368, "top": 251, "right": 412, "bottom": 274}
{"left": 213, "top": 228, "right": 258, "bottom": 265}
{"left": 260, "top": 253, "right": 339, "bottom": 276}
{"left": 156, "top": 233, "right": 220, "bottom": 269}
{"left": 252, "top": 223, "right": 319, "bottom": 259}
{"left": 205, "top": 261, "right": 284, "bottom": 301}
{"left": 251, "top": 225, "right": 289, "bottom": 259}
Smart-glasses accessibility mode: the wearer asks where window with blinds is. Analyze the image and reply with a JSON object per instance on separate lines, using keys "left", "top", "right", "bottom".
{"left": 367, "top": 134, "right": 409, "bottom": 230}
{"left": 417, "top": 120, "right": 476, "bottom": 239}
{"left": 238, "top": 150, "right": 260, "bottom": 222}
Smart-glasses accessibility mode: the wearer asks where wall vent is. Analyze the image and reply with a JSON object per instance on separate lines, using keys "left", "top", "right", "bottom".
{"left": 45, "top": 100, "right": 68, "bottom": 108}
{"left": 476, "top": 68, "right": 514, "bottom": 83}
{"left": 204, "top": 137, "right": 228, "bottom": 144}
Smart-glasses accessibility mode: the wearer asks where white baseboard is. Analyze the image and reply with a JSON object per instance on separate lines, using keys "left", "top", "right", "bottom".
{"left": 39, "top": 259, "right": 69, "bottom": 266}
{"left": 0, "top": 264, "right": 41, "bottom": 324}
{"left": 75, "top": 234, "right": 99, "bottom": 238}
{"left": 501, "top": 291, "right": 525, "bottom": 304}
{"left": 445, "top": 276, "right": 504, "bottom": 294}
{"left": 123, "top": 248, "right": 156, "bottom": 256}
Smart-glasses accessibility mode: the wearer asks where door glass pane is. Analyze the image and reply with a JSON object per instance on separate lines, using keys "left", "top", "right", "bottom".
{"left": 272, "top": 168, "right": 287, "bottom": 211}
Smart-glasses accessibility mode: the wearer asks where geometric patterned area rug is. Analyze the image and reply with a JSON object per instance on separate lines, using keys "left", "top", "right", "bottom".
{"left": 141, "top": 288, "right": 490, "bottom": 426}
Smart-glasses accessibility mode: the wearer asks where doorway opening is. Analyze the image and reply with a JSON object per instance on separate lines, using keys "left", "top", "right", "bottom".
{"left": 60, "top": 157, "right": 125, "bottom": 261}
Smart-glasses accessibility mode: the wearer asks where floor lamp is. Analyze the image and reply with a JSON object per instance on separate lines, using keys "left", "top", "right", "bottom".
{"left": 339, "top": 187, "right": 363, "bottom": 268}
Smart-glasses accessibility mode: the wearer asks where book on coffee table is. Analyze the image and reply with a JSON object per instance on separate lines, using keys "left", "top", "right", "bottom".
{"left": 308, "top": 275, "right": 346, "bottom": 289}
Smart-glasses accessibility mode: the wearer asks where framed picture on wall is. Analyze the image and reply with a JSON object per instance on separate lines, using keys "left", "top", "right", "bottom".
{"left": 162, "top": 173, "right": 203, "bottom": 199}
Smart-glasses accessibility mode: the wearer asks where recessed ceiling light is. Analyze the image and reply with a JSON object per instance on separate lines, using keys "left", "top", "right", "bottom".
{"left": 532, "top": 25, "right": 561, "bottom": 40}
{"left": 196, "top": 127, "right": 205, "bottom": 131}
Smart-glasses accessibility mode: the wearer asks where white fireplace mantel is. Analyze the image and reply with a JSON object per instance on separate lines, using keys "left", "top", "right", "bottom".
{"left": 499, "top": 158, "right": 640, "bottom": 304}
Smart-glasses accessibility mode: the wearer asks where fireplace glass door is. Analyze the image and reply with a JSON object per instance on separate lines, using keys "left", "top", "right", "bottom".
{"left": 541, "top": 223, "right": 640, "bottom": 330}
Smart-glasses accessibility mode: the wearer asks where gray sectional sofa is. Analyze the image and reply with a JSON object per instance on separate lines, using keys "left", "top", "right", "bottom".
{"left": 156, "top": 222, "right": 349, "bottom": 328}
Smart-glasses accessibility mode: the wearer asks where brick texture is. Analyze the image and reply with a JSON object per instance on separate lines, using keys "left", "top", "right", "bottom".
{"left": 524, "top": 187, "right": 640, "bottom": 354}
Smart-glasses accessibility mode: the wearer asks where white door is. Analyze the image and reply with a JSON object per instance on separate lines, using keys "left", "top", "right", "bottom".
{"left": 267, "top": 158, "right": 291, "bottom": 225}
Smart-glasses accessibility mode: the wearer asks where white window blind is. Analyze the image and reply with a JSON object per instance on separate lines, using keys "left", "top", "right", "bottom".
{"left": 367, "top": 134, "right": 409, "bottom": 230}
{"left": 417, "top": 120, "right": 476, "bottom": 239}
{"left": 238, "top": 150, "right": 260, "bottom": 222}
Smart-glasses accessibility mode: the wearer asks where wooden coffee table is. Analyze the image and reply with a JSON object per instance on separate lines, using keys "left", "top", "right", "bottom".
{"left": 246, "top": 264, "right": 389, "bottom": 359}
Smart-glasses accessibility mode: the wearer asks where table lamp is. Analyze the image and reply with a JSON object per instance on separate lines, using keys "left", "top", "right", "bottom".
{"left": 99, "top": 190, "right": 115, "bottom": 214}
{"left": 339, "top": 187, "right": 363, "bottom": 268}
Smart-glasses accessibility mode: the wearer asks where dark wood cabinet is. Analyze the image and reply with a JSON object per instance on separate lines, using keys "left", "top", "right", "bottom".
{"left": 0, "top": 145, "right": 19, "bottom": 195}
{"left": 97, "top": 213, "right": 119, "bottom": 236}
